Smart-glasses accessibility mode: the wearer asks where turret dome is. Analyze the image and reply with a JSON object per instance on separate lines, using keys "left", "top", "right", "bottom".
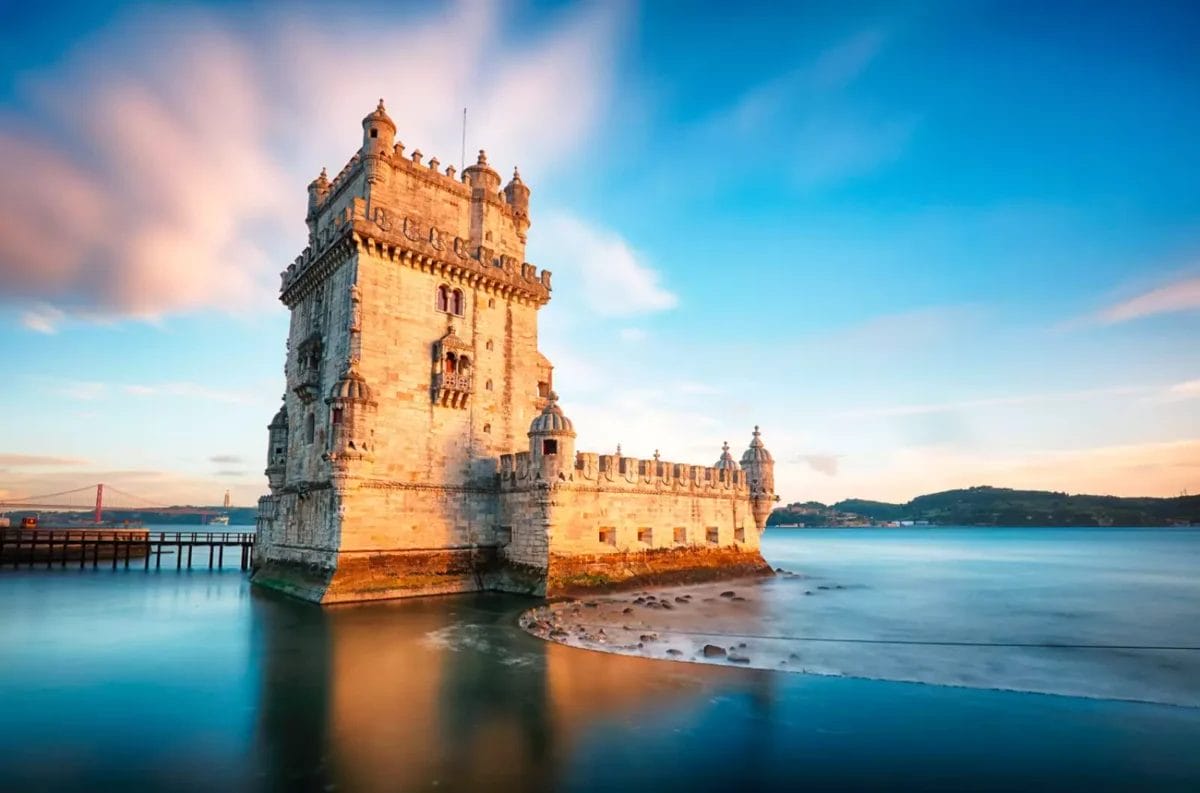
{"left": 528, "top": 391, "right": 575, "bottom": 435}
{"left": 740, "top": 425, "right": 773, "bottom": 465}
{"left": 714, "top": 441, "right": 740, "bottom": 471}
{"left": 268, "top": 403, "right": 288, "bottom": 429}
{"left": 328, "top": 366, "right": 374, "bottom": 403}
{"left": 362, "top": 98, "right": 395, "bottom": 132}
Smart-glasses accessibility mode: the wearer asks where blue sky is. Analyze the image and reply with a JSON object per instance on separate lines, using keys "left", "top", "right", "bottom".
{"left": 1, "top": 0, "right": 1198, "bottom": 506}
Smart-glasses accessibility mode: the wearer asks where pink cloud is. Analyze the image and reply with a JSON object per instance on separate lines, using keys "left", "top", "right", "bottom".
{"left": 0, "top": 0, "right": 624, "bottom": 324}
{"left": 1098, "top": 275, "right": 1200, "bottom": 324}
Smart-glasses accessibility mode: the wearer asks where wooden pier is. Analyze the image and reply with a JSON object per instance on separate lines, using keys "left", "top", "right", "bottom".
{"left": 0, "top": 529, "right": 256, "bottom": 571}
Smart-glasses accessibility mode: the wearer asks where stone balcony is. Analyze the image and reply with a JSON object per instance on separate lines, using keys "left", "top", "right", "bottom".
{"left": 433, "top": 372, "right": 473, "bottom": 408}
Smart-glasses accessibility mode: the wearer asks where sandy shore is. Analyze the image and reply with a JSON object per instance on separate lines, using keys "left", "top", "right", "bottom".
{"left": 518, "top": 566, "right": 839, "bottom": 672}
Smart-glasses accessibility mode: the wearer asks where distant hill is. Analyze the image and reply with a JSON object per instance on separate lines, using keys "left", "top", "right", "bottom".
{"left": 768, "top": 486, "right": 1200, "bottom": 527}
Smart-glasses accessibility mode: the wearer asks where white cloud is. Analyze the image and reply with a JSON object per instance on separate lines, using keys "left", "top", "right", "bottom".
{"left": 618, "top": 327, "right": 647, "bottom": 342}
{"left": 0, "top": 0, "right": 626, "bottom": 324}
{"left": 21, "top": 304, "right": 66, "bottom": 333}
{"left": 1097, "top": 274, "right": 1200, "bottom": 324}
{"left": 1161, "top": 379, "right": 1200, "bottom": 402}
{"left": 123, "top": 382, "right": 252, "bottom": 404}
{"left": 533, "top": 211, "right": 678, "bottom": 317}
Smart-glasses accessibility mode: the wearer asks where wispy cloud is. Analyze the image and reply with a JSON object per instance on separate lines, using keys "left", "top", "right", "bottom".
{"left": 796, "top": 453, "right": 841, "bottom": 476}
{"left": 834, "top": 385, "right": 1147, "bottom": 419}
{"left": 21, "top": 304, "right": 66, "bottom": 334}
{"left": 533, "top": 212, "right": 677, "bottom": 316}
{"left": 697, "top": 28, "right": 916, "bottom": 189}
{"left": 1159, "top": 378, "right": 1200, "bottom": 403}
{"left": 209, "top": 454, "right": 244, "bottom": 464}
{"left": 0, "top": 0, "right": 626, "bottom": 324}
{"left": 1096, "top": 274, "right": 1200, "bottom": 324}
{"left": 0, "top": 454, "right": 90, "bottom": 467}
{"left": 123, "top": 382, "right": 252, "bottom": 404}
{"left": 618, "top": 327, "right": 647, "bottom": 343}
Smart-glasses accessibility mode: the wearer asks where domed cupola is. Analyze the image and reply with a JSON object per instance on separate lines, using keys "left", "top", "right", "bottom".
{"left": 740, "top": 426, "right": 776, "bottom": 531}
{"left": 325, "top": 364, "right": 377, "bottom": 468}
{"left": 329, "top": 366, "right": 373, "bottom": 403}
{"left": 529, "top": 391, "right": 575, "bottom": 436}
{"left": 362, "top": 99, "right": 395, "bottom": 142}
{"left": 528, "top": 391, "right": 576, "bottom": 479}
{"left": 714, "top": 441, "right": 740, "bottom": 471}
{"left": 361, "top": 99, "right": 396, "bottom": 178}
{"left": 740, "top": 425, "right": 774, "bottom": 467}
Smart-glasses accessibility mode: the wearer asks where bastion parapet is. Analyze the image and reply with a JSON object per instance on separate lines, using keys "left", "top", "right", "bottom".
{"left": 251, "top": 101, "right": 777, "bottom": 604}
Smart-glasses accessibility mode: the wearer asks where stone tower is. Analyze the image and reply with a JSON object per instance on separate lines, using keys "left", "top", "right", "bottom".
{"left": 253, "top": 100, "right": 555, "bottom": 602}
{"left": 253, "top": 101, "right": 777, "bottom": 604}
{"left": 741, "top": 427, "right": 776, "bottom": 529}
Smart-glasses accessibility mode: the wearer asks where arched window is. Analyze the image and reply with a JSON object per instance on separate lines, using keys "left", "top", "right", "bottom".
{"left": 483, "top": 423, "right": 491, "bottom": 434}
{"left": 485, "top": 379, "right": 493, "bottom": 391}
{"left": 444, "top": 352, "right": 457, "bottom": 374}
{"left": 331, "top": 407, "right": 343, "bottom": 425}
{"left": 459, "top": 356, "right": 471, "bottom": 373}
{"left": 485, "top": 340, "right": 493, "bottom": 351}
{"left": 305, "top": 413, "right": 315, "bottom": 444}
{"left": 435, "top": 285, "right": 450, "bottom": 312}
{"left": 451, "top": 289, "right": 465, "bottom": 316}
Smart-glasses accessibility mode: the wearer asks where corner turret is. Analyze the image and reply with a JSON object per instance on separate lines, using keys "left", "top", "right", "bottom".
{"left": 265, "top": 401, "right": 288, "bottom": 492}
{"left": 324, "top": 364, "right": 377, "bottom": 470}
{"left": 528, "top": 391, "right": 575, "bottom": 481}
{"left": 306, "top": 167, "right": 330, "bottom": 237}
{"left": 361, "top": 99, "right": 396, "bottom": 155}
{"left": 740, "top": 426, "right": 776, "bottom": 530}
{"left": 503, "top": 167, "right": 531, "bottom": 241}
{"left": 361, "top": 99, "right": 396, "bottom": 188}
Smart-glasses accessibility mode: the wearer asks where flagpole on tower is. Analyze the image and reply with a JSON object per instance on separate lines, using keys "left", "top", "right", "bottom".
{"left": 461, "top": 107, "right": 467, "bottom": 174}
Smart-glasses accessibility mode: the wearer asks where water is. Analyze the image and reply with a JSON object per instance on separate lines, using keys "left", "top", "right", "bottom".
{"left": 0, "top": 528, "right": 1198, "bottom": 791}
{"left": 755, "top": 527, "right": 1200, "bottom": 706}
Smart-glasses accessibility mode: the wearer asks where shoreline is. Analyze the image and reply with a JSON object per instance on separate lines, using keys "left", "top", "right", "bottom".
{"left": 518, "top": 571, "right": 1200, "bottom": 710}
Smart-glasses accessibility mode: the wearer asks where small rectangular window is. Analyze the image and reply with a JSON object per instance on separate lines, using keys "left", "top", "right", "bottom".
{"left": 706, "top": 527, "right": 720, "bottom": 545}
{"left": 735, "top": 526, "right": 746, "bottom": 543}
{"left": 542, "top": 439, "right": 558, "bottom": 455}
{"left": 599, "top": 527, "right": 616, "bottom": 546}
{"left": 673, "top": 527, "right": 687, "bottom": 545}
{"left": 331, "top": 408, "right": 343, "bottom": 425}
{"left": 637, "top": 527, "right": 653, "bottom": 545}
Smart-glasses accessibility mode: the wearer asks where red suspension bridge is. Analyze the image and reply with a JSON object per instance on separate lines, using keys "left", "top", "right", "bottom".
{"left": 0, "top": 484, "right": 228, "bottom": 524}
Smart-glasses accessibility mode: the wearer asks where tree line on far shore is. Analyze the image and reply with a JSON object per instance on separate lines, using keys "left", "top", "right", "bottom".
{"left": 768, "top": 486, "right": 1200, "bottom": 527}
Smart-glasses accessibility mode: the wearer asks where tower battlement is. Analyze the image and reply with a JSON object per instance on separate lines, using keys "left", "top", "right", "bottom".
{"left": 497, "top": 451, "right": 749, "bottom": 493}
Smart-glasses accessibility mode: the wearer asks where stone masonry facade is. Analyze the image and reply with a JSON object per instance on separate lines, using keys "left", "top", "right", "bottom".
{"left": 252, "top": 101, "right": 777, "bottom": 603}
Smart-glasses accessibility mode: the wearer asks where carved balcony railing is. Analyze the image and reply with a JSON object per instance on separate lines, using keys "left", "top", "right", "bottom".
{"left": 433, "top": 372, "right": 473, "bottom": 408}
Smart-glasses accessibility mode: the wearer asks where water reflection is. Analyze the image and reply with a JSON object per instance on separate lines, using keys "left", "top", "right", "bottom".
{"left": 2, "top": 571, "right": 1199, "bottom": 791}
{"left": 250, "top": 589, "right": 774, "bottom": 792}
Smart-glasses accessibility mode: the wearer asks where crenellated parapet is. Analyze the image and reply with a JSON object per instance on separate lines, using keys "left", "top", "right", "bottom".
{"left": 499, "top": 449, "right": 749, "bottom": 497}
{"left": 279, "top": 196, "right": 552, "bottom": 308}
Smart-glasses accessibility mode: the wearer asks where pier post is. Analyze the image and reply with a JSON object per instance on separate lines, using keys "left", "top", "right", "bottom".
{"left": 187, "top": 544, "right": 193, "bottom": 570}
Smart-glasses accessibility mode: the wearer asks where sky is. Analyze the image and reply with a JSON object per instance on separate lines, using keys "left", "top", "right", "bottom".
{"left": 0, "top": 0, "right": 1198, "bottom": 507}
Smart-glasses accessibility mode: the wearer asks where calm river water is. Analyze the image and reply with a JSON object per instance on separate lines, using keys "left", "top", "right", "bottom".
{"left": 0, "top": 527, "right": 1198, "bottom": 791}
